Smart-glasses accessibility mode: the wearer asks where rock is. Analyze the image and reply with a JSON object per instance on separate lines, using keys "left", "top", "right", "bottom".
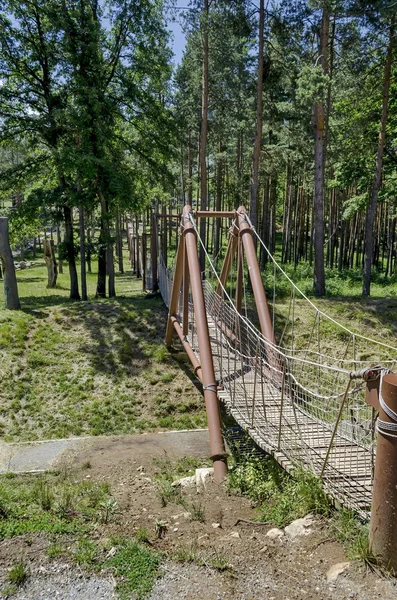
{"left": 171, "top": 475, "right": 195, "bottom": 488}
{"left": 259, "top": 545, "right": 268, "bottom": 553}
{"left": 195, "top": 467, "right": 214, "bottom": 490}
{"left": 211, "top": 522, "right": 221, "bottom": 529}
{"left": 172, "top": 512, "right": 191, "bottom": 522}
{"left": 284, "top": 514, "right": 315, "bottom": 538}
{"left": 266, "top": 528, "right": 284, "bottom": 539}
{"left": 326, "top": 562, "right": 350, "bottom": 583}
{"left": 136, "top": 465, "right": 144, "bottom": 472}
{"left": 230, "top": 531, "right": 240, "bottom": 538}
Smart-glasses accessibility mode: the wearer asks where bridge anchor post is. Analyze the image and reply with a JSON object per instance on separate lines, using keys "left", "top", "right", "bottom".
{"left": 370, "top": 372, "right": 397, "bottom": 572}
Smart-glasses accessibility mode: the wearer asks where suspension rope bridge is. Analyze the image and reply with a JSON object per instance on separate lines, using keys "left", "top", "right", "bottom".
{"left": 133, "top": 206, "right": 397, "bottom": 520}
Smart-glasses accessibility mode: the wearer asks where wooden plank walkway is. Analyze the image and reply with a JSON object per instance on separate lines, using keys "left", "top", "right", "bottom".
{"left": 203, "top": 316, "right": 373, "bottom": 515}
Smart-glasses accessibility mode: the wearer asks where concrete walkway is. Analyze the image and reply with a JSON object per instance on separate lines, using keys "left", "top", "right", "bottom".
{"left": 0, "top": 429, "right": 211, "bottom": 474}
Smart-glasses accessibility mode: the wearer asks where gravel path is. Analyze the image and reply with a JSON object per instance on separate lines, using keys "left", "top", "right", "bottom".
{"left": 7, "top": 566, "right": 116, "bottom": 600}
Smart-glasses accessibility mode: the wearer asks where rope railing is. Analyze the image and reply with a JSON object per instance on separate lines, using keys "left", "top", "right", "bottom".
{"left": 157, "top": 212, "right": 397, "bottom": 518}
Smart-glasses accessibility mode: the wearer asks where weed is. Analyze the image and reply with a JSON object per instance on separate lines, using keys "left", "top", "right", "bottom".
{"left": 179, "top": 499, "right": 205, "bottom": 523}
{"left": 74, "top": 539, "right": 99, "bottom": 568}
{"left": 157, "top": 481, "right": 180, "bottom": 507}
{"left": 173, "top": 540, "right": 199, "bottom": 564}
{"left": 7, "top": 561, "right": 28, "bottom": 587}
{"left": 33, "top": 478, "right": 53, "bottom": 511}
{"left": 98, "top": 497, "right": 120, "bottom": 524}
{"left": 135, "top": 528, "right": 150, "bottom": 544}
{"left": 47, "top": 543, "right": 64, "bottom": 559}
{"left": 106, "top": 539, "right": 160, "bottom": 600}
{"left": 206, "top": 550, "right": 232, "bottom": 572}
{"left": 155, "top": 519, "right": 168, "bottom": 539}
{"left": 228, "top": 452, "right": 330, "bottom": 527}
{"left": 55, "top": 486, "right": 75, "bottom": 520}
{"left": 82, "top": 461, "right": 91, "bottom": 470}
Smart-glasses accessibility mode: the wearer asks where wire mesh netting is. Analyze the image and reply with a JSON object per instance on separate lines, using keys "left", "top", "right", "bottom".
{"left": 156, "top": 214, "right": 397, "bottom": 518}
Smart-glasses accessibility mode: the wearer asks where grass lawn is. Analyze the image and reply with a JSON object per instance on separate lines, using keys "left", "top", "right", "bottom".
{"left": 0, "top": 255, "right": 206, "bottom": 442}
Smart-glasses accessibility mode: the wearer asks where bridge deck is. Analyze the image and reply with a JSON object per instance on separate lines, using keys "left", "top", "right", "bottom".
{"left": 204, "top": 316, "right": 373, "bottom": 514}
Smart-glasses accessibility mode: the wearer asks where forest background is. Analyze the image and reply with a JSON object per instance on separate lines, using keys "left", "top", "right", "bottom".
{"left": 0, "top": 0, "right": 396, "bottom": 302}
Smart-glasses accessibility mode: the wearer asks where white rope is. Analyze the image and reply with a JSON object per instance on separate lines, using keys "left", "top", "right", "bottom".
{"left": 377, "top": 370, "right": 397, "bottom": 438}
{"left": 252, "top": 228, "right": 397, "bottom": 353}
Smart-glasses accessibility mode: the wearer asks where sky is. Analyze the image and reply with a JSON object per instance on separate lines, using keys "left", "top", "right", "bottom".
{"left": 167, "top": 0, "right": 189, "bottom": 66}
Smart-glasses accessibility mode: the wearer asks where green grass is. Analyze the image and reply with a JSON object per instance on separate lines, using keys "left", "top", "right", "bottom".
{"left": 106, "top": 538, "right": 160, "bottom": 600}
{"left": 227, "top": 451, "right": 331, "bottom": 527}
{"left": 7, "top": 561, "right": 28, "bottom": 587}
{"left": 0, "top": 472, "right": 112, "bottom": 539}
{"left": 0, "top": 255, "right": 206, "bottom": 442}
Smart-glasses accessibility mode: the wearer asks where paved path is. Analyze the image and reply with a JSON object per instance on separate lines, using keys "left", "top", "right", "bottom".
{"left": 0, "top": 429, "right": 211, "bottom": 474}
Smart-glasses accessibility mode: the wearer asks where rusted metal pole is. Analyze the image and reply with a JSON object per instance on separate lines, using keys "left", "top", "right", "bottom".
{"left": 182, "top": 205, "right": 228, "bottom": 482}
{"left": 370, "top": 372, "right": 397, "bottom": 571}
{"left": 236, "top": 206, "right": 276, "bottom": 346}
{"left": 171, "top": 316, "right": 202, "bottom": 382}
{"left": 195, "top": 211, "right": 236, "bottom": 218}
{"left": 182, "top": 244, "right": 190, "bottom": 337}
{"left": 150, "top": 212, "right": 158, "bottom": 291}
{"left": 235, "top": 237, "right": 243, "bottom": 315}
{"left": 165, "top": 236, "right": 185, "bottom": 346}
{"left": 216, "top": 230, "right": 238, "bottom": 297}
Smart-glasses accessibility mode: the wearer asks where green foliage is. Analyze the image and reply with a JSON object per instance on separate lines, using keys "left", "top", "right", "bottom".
{"left": 0, "top": 472, "right": 112, "bottom": 539}
{"left": 296, "top": 65, "right": 330, "bottom": 106}
{"left": 7, "top": 561, "right": 28, "bottom": 588}
{"left": 228, "top": 453, "right": 331, "bottom": 527}
{"left": 107, "top": 539, "right": 160, "bottom": 600}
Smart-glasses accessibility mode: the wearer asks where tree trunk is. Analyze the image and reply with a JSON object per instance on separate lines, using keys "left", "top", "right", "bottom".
{"left": 214, "top": 140, "right": 223, "bottom": 261}
{"left": 43, "top": 239, "right": 58, "bottom": 288}
{"left": 187, "top": 132, "right": 193, "bottom": 206}
{"left": 79, "top": 205, "right": 87, "bottom": 301}
{"left": 56, "top": 227, "right": 63, "bottom": 274}
{"left": 63, "top": 205, "right": 80, "bottom": 300}
{"left": 96, "top": 224, "right": 107, "bottom": 298}
{"left": 97, "top": 190, "right": 115, "bottom": 298}
{"left": 199, "top": 0, "right": 209, "bottom": 273}
{"left": 312, "top": 7, "right": 329, "bottom": 297}
{"left": 250, "top": 0, "right": 265, "bottom": 233}
{"left": 363, "top": 16, "right": 394, "bottom": 296}
{"left": 0, "top": 217, "right": 21, "bottom": 310}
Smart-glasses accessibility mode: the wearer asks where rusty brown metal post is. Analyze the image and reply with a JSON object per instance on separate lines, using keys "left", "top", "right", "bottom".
{"left": 216, "top": 229, "right": 238, "bottom": 297}
{"left": 236, "top": 206, "right": 276, "bottom": 346}
{"left": 150, "top": 212, "right": 158, "bottom": 291}
{"left": 182, "top": 205, "right": 228, "bottom": 482}
{"left": 182, "top": 243, "right": 190, "bottom": 337}
{"left": 165, "top": 235, "right": 185, "bottom": 346}
{"left": 171, "top": 316, "right": 202, "bottom": 382}
{"left": 195, "top": 211, "right": 236, "bottom": 218}
{"left": 235, "top": 237, "right": 243, "bottom": 315}
{"left": 370, "top": 372, "right": 397, "bottom": 571}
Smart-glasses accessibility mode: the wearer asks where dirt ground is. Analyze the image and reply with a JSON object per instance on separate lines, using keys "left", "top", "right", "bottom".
{"left": 0, "top": 432, "right": 396, "bottom": 599}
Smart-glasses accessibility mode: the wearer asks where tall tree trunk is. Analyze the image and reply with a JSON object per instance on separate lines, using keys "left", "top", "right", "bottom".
{"left": 44, "top": 239, "right": 58, "bottom": 288}
{"left": 63, "top": 205, "right": 80, "bottom": 300}
{"left": 214, "top": 140, "right": 223, "bottom": 261}
{"left": 56, "top": 227, "right": 63, "bottom": 274}
{"left": 250, "top": 0, "right": 265, "bottom": 233}
{"left": 96, "top": 225, "right": 107, "bottom": 298}
{"left": 312, "top": 7, "right": 329, "bottom": 296}
{"left": 199, "top": 0, "right": 209, "bottom": 273}
{"left": 187, "top": 132, "right": 193, "bottom": 206}
{"left": 79, "top": 205, "right": 87, "bottom": 301}
{"left": 0, "top": 217, "right": 21, "bottom": 310}
{"left": 362, "top": 16, "right": 394, "bottom": 296}
{"left": 97, "top": 190, "right": 115, "bottom": 298}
